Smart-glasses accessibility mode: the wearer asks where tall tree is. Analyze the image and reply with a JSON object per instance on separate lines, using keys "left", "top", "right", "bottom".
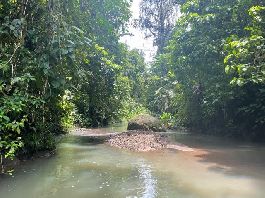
{"left": 146, "top": 0, "right": 265, "bottom": 139}
{"left": 139, "top": 0, "right": 179, "bottom": 53}
{"left": 0, "top": 0, "right": 141, "bottom": 169}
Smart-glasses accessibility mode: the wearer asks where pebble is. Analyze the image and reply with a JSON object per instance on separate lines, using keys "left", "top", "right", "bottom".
{"left": 106, "top": 131, "right": 167, "bottom": 152}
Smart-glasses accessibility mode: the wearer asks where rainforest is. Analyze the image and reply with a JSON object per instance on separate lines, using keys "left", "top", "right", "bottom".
{"left": 0, "top": 0, "right": 265, "bottom": 197}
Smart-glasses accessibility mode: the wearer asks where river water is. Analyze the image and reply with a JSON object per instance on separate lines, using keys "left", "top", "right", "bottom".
{"left": 1, "top": 128, "right": 265, "bottom": 198}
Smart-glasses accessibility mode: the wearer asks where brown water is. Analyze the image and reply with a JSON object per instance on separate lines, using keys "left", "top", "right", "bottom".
{"left": 1, "top": 129, "right": 265, "bottom": 198}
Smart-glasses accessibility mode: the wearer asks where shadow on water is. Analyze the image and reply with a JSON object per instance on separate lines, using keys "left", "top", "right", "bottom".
{"left": 63, "top": 135, "right": 106, "bottom": 145}
{"left": 168, "top": 131, "right": 265, "bottom": 180}
{"left": 195, "top": 146, "right": 265, "bottom": 180}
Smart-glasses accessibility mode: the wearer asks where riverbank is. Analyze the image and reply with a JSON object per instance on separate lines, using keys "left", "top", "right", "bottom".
{"left": 72, "top": 127, "right": 118, "bottom": 137}
{"left": 71, "top": 128, "right": 194, "bottom": 152}
{"left": 106, "top": 131, "right": 167, "bottom": 152}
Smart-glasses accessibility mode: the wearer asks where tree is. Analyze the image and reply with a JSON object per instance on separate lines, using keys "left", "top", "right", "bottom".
{"left": 225, "top": 6, "right": 265, "bottom": 85}
{"left": 0, "top": 0, "right": 141, "bottom": 171}
{"left": 146, "top": 0, "right": 265, "bottom": 139}
{"left": 139, "top": 0, "right": 179, "bottom": 53}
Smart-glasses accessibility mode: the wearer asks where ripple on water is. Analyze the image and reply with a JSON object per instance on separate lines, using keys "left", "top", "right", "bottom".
{"left": 1, "top": 134, "right": 265, "bottom": 198}
{"left": 132, "top": 159, "right": 157, "bottom": 198}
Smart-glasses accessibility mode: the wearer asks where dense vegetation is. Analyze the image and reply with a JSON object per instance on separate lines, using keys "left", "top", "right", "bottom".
{"left": 0, "top": 0, "right": 265, "bottom": 172}
{"left": 0, "top": 0, "right": 147, "bottom": 165}
{"left": 142, "top": 0, "right": 265, "bottom": 139}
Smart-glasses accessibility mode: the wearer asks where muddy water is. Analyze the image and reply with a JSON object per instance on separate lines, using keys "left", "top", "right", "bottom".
{"left": 1, "top": 130, "right": 265, "bottom": 198}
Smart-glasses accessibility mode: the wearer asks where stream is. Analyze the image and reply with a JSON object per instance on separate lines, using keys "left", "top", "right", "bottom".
{"left": 1, "top": 126, "right": 265, "bottom": 198}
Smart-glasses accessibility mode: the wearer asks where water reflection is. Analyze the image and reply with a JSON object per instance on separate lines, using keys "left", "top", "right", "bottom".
{"left": 0, "top": 132, "right": 265, "bottom": 198}
{"left": 137, "top": 160, "right": 157, "bottom": 198}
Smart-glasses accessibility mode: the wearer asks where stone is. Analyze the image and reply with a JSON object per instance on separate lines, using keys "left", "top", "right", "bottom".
{"left": 127, "top": 114, "right": 166, "bottom": 132}
{"left": 106, "top": 131, "right": 168, "bottom": 152}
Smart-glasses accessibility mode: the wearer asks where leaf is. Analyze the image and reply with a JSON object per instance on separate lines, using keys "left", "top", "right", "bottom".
{"left": 11, "top": 77, "right": 22, "bottom": 85}
{"left": 72, "top": 26, "right": 84, "bottom": 34}
{"left": 236, "top": 78, "right": 244, "bottom": 86}
{"left": 3, "top": 116, "right": 10, "bottom": 122}
{"left": 225, "top": 66, "right": 230, "bottom": 73}
{"left": 9, "top": 25, "right": 15, "bottom": 30}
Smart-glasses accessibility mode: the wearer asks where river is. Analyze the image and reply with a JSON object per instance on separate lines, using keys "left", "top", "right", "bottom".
{"left": 1, "top": 127, "right": 265, "bottom": 198}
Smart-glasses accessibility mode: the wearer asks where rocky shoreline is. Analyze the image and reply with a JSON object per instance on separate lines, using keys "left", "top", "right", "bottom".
{"left": 71, "top": 128, "right": 194, "bottom": 152}
{"left": 106, "top": 131, "right": 168, "bottom": 152}
{"left": 106, "top": 131, "right": 194, "bottom": 152}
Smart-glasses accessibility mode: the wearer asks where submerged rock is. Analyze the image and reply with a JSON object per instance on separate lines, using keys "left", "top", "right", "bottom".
{"left": 127, "top": 114, "right": 166, "bottom": 132}
{"left": 106, "top": 131, "right": 167, "bottom": 152}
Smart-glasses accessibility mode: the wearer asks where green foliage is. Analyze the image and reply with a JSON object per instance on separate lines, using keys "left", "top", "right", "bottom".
{"left": 160, "top": 112, "right": 173, "bottom": 128}
{"left": 2, "top": 0, "right": 264, "bottom": 172}
{"left": 60, "top": 90, "right": 76, "bottom": 129}
{"left": 1, "top": 0, "right": 146, "bottom": 168}
{"left": 122, "top": 98, "right": 149, "bottom": 120}
{"left": 0, "top": 80, "right": 29, "bottom": 159}
{"left": 146, "top": 0, "right": 265, "bottom": 139}
{"left": 139, "top": 0, "right": 179, "bottom": 53}
{"left": 224, "top": 6, "right": 265, "bottom": 85}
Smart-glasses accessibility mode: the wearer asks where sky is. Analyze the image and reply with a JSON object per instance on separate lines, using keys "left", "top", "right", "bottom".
{"left": 120, "top": 0, "right": 156, "bottom": 63}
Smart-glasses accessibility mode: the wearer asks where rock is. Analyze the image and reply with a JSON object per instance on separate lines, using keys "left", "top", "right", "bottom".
{"left": 106, "top": 131, "right": 168, "bottom": 152}
{"left": 106, "top": 130, "right": 195, "bottom": 152}
{"left": 127, "top": 114, "right": 166, "bottom": 132}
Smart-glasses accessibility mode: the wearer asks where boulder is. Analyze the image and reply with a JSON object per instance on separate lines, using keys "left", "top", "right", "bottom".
{"left": 127, "top": 114, "right": 166, "bottom": 132}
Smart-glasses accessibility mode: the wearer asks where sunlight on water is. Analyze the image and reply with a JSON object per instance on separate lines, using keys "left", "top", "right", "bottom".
{"left": 137, "top": 161, "right": 157, "bottom": 198}
{"left": 0, "top": 133, "right": 265, "bottom": 198}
